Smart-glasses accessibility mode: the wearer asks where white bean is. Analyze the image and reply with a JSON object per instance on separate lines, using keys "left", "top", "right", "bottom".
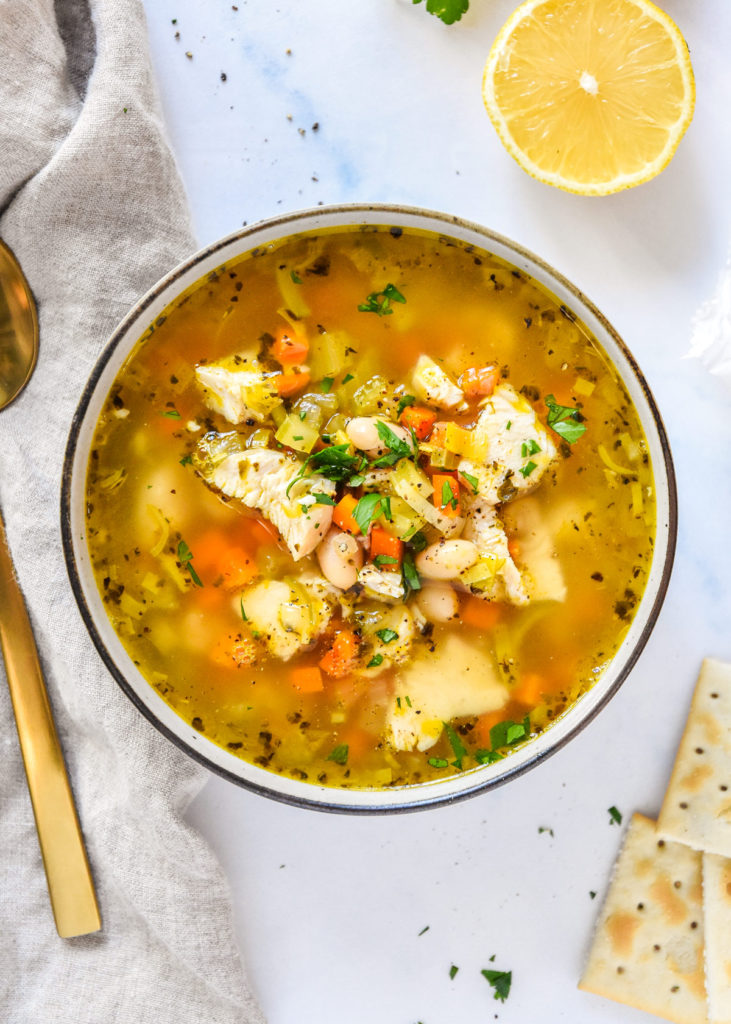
{"left": 346, "top": 416, "right": 411, "bottom": 453}
{"left": 415, "top": 539, "right": 479, "bottom": 580}
{"left": 414, "top": 581, "right": 460, "bottom": 622}
{"left": 316, "top": 527, "right": 363, "bottom": 590}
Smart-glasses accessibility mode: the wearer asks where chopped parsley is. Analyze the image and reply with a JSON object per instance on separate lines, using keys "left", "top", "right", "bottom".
{"left": 408, "top": 531, "right": 428, "bottom": 552}
{"left": 475, "top": 749, "right": 504, "bottom": 765}
{"left": 412, "top": 0, "right": 469, "bottom": 25}
{"left": 608, "top": 805, "right": 622, "bottom": 825}
{"left": 449, "top": 965, "right": 459, "bottom": 980}
{"left": 287, "top": 444, "right": 365, "bottom": 494}
{"left": 370, "top": 420, "right": 416, "bottom": 468}
{"left": 521, "top": 439, "right": 541, "bottom": 457}
{"left": 240, "top": 597, "right": 247, "bottom": 621}
{"left": 357, "top": 283, "right": 406, "bottom": 316}
{"left": 461, "top": 470, "right": 479, "bottom": 494}
{"left": 427, "top": 757, "right": 448, "bottom": 768}
{"left": 418, "top": 925, "right": 430, "bottom": 936}
{"left": 444, "top": 721, "right": 467, "bottom": 770}
{"left": 373, "top": 554, "right": 399, "bottom": 567}
{"left": 402, "top": 552, "right": 421, "bottom": 594}
{"left": 177, "top": 540, "right": 203, "bottom": 587}
{"left": 179, "top": 453, "right": 193, "bottom": 466}
{"left": 545, "top": 394, "right": 587, "bottom": 444}
{"left": 312, "top": 492, "right": 336, "bottom": 506}
{"left": 342, "top": 373, "right": 354, "bottom": 384}
{"left": 538, "top": 826, "right": 554, "bottom": 837}
{"left": 441, "top": 479, "right": 459, "bottom": 510}
{"left": 320, "top": 377, "right": 334, "bottom": 393}
{"left": 352, "top": 493, "right": 391, "bottom": 534}
{"left": 376, "top": 628, "right": 399, "bottom": 644}
{"left": 290, "top": 269, "right": 302, "bottom": 284}
{"left": 506, "top": 420, "right": 512, "bottom": 430}
{"left": 397, "top": 393, "right": 417, "bottom": 416}
{"left": 326, "top": 743, "right": 349, "bottom": 765}
{"left": 489, "top": 715, "right": 530, "bottom": 751}
{"left": 299, "top": 410, "right": 307, "bottom": 421}
{"left": 482, "top": 968, "right": 512, "bottom": 1003}
{"left": 519, "top": 460, "right": 537, "bottom": 478}
{"left": 161, "top": 409, "right": 181, "bottom": 419}
{"left": 347, "top": 473, "right": 366, "bottom": 488}
{"left": 367, "top": 654, "right": 384, "bottom": 668}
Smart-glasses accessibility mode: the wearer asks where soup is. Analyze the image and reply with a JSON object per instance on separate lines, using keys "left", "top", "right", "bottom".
{"left": 85, "top": 226, "right": 655, "bottom": 789}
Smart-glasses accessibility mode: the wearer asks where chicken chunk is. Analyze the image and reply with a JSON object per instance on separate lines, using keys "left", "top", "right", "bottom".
{"left": 411, "top": 355, "right": 467, "bottom": 412}
{"left": 458, "top": 382, "right": 556, "bottom": 505}
{"left": 360, "top": 606, "right": 416, "bottom": 677}
{"left": 240, "top": 577, "right": 332, "bottom": 661}
{"left": 357, "top": 564, "right": 406, "bottom": 602}
{"left": 196, "top": 355, "right": 281, "bottom": 424}
{"left": 502, "top": 497, "right": 567, "bottom": 603}
{"left": 194, "top": 432, "right": 335, "bottom": 560}
{"left": 387, "top": 633, "right": 508, "bottom": 752}
{"left": 460, "top": 499, "right": 528, "bottom": 606}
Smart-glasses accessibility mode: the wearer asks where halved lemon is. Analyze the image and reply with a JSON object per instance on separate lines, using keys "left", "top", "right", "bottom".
{"left": 482, "top": 0, "right": 695, "bottom": 195}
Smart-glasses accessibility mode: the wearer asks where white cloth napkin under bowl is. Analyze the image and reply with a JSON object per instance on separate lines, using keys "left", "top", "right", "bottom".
{"left": 0, "top": 1, "right": 265, "bottom": 1021}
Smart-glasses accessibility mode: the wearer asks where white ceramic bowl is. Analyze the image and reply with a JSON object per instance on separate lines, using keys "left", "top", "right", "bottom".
{"left": 61, "top": 204, "right": 676, "bottom": 813}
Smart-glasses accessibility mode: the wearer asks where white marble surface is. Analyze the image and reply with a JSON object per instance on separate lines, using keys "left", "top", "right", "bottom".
{"left": 141, "top": 3, "right": 731, "bottom": 1022}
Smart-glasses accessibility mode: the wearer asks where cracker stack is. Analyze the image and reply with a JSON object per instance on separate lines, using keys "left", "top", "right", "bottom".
{"left": 579, "top": 659, "right": 731, "bottom": 1024}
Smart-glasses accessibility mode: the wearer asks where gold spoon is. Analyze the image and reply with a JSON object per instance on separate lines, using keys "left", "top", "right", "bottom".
{"left": 0, "top": 239, "right": 101, "bottom": 938}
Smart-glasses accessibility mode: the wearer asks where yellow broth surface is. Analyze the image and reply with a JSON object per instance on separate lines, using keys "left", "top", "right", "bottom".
{"left": 85, "top": 227, "right": 656, "bottom": 789}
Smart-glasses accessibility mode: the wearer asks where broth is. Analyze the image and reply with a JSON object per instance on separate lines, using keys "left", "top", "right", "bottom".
{"left": 85, "top": 226, "right": 655, "bottom": 789}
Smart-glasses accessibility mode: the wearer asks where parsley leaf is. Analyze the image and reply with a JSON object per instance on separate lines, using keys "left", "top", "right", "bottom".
{"left": 544, "top": 394, "right": 587, "bottom": 444}
{"left": 521, "top": 439, "right": 541, "bottom": 457}
{"left": 320, "top": 377, "right": 334, "bottom": 393}
{"left": 326, "top": 744, "right": 349, "bottom": 765}
{"left": 397, "top": 393, "right": 417, "bottom": 416}
{"left": 312, "top": 492, "right": 336, "bottom": 506}
{"left": 443, "top": 721, "right": 467, "bottom": 770}
{"left": 177, "top": 540, "right": 203, "bottom": 587}
{"left": 475, "top": 749, "right": 504, "bottom": 765}
{"left": 179, "top": 453, "right": 193, "bottom": 467}
{"left": 428, "top": 757, "right": 449, "bottom": 768}
{"left": 412, "top": 0, "right": 469, "bottom": 25}
{"left": 373, "top": 554, "right": 399, "bottom": 567}
{"left": 402, "top": 552, "right": 421, "bottom": 595}
{"left": 519, "top": 460, "right": 537, "bottom": 478}
{"left": 161, "top": 409, "right": 181, "bottom": 419}
{"left": 240, "top": 597, "right": 247, "bottom": 621}
{"left": 287, "top": 444, "right": 364, "bottom": 494}
{"left": 461, "top": 470, "right": 479, "bottom": 494}
{"left": 290, "top": 269, "right": 302, "bottom": 284}
{"left": 489, "top": 715, "right": 530, "bottom": 751}
{"left": 376, "top": 628, "right": 399, "bottom": 644}
{"left": 352, "top": 493, "right": 391, "bottom": 534}
{"left": 608, "top": 805, "right": 622, "bottom": 825}
{"left": 449, "top": 965, "right": 459, "bottom": 980}
{"left": 370, "top": 420, "right": 416, "bottom": 468}
{"left": 441, "top": 479, "right": 459, "bottom": 509}
{"left": 408, "top": 530, "right": 428, "bottom": 552}
{"left": 357, "top": 282, "right": 406, "bottom": 316}
{"left": 482, "top": 968, "right": 512, "bottom": 1002}
{"left": 367, "top": 654, "right": 384, "bottom": 668}
{"left": 342, "top": 373, "right": 354, "bottom": 384}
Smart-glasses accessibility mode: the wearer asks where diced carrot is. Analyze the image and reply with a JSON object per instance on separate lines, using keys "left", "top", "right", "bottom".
{"left": 458, "top": 365, "right": 499, "bottom": 398}
{"left": 187, "top": 529, "right": 258, "bottom": 588}
{"left": 272, "top": 329, "right": 309, "bottom": 366}
{"left": 399, "top": 405, "right": 437, "bottom": 440}
{"left": 333, "top": 494, "right": 360, "bottom": 534}
{"left": 461, "top": 596, "right": 501, "bottom": 630}
{"left": 337, "top": 725, "right": 374, "bottom": 761}
{"left": 275, "top": 369, "right": 310, "bottom": 396}
{"left": 472, "top": 709, "right": 506, "bottom": 747}
{"left": 512, "top": 672, "right": 546, "bottom": 707}
{"left": 290, "top": 665, "right": 324, "bottom": 693}
{"left": 507, "top": 537, "right": 520, "bottom": 562}
{"left": 211, "top": 634, "right": 257, "bottom": 669}
{"left": 319, "top": 629, "right": 360, "bottom": 678}
{"left": 433, "top": 472, "right": 461, "bottom": 517}
{"left": 369, "top": 526, "right": 403, "bottom": 566}
{"left": 244, "top": 516, "right": 280, "bottom": 548}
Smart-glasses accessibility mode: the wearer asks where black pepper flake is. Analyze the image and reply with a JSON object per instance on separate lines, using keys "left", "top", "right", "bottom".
{"left": 191, "top": 717, "right": 204, "bottom": 732}
{"left": 221, "top": 72, "right": 227, "bottom": 82}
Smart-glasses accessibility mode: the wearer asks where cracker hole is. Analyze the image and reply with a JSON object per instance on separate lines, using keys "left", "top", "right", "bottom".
{"left": 720, "top": 785, "right": 728, "bottom": 792}
{"left": 695, "top": 747, "right": 704, "bottom": 754}
{"left": 679, "top": 802, "right": 688, "bottom": 809}
{"left": 673, "top": 880, "right": 682, "bottom": 889}
{"left": 617, "top": 967, "right": 625, "bottom": 974}
{"left": 653, "top": 944, "right": 661, "bottom": 951}
{"left": 657, "top": 840, "right": 665, "bottom": 848}
{"left": 671, "top": 986, "right": 679, "bottom": 993}
{"left": 710, "top": 692, "right": 719, "bottom": 698}
{"left": 637, "top": 903, "right": 644, "bottom": 911}
{"left": 690, "top": 921, "right": 698, "bottom": 929}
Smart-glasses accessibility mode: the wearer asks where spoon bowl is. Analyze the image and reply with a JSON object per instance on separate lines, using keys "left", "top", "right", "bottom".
{"left": 0, "top": 239, "right": 38, "bottom": 410}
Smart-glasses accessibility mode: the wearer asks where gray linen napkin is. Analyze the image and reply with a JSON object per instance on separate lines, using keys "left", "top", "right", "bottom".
{"left": 0, "top": 2, "right": 265, "bottom": 1021}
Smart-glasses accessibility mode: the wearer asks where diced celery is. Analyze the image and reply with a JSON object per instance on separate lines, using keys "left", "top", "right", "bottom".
{"left": 275, "top": 413, "right": 320, "bottom": 453}
{"left": 246, "top": 428, "right": 273, "bottom": 449}
{"left": 459, "top": 555, "right": 504, "bottom": 587}
{"left": 308, "top": 329, "right": 350, "bottom": 380}
{"left": 391, "top": 460, "right": 463, "bottom": 536}
{"left": 419, "top": 441, "right": 459, "bottom": 470}
{"left": 353, "top": 374, "right": 398, "bottom": 417}
{"left": 270, "top": 403, "right": 287, "bottom": 428}
{"left": 573, "top": 376, "right": 595, "bottom": 397}
{"left": 293, "top": 392, "right": 339, "bottom": 426}
{"left": 275, "top": 266, "right": 310, "bottom": 318}
{"left": 120, "top": 592, "right": 146, "bottom": 618}
{"left": 381, "top": 496, "right": 426, "bottom": 540}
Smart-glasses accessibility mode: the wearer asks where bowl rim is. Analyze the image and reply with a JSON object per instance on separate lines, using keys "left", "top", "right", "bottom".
{"left": 60, "top": 202, "right": 678, "bottom": 814}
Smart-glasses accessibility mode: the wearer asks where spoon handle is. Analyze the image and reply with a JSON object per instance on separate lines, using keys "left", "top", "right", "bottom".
{"left": 0, "top": 509, "right": 101, "bottom": 938}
